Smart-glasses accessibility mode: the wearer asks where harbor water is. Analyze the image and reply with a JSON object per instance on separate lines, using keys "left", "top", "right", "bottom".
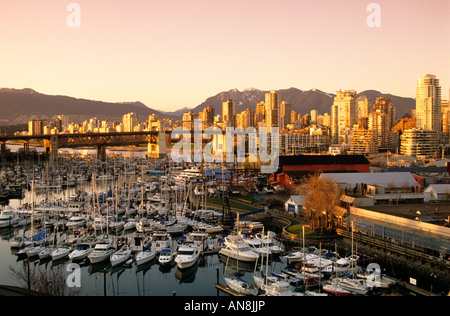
{"left": 0, "top": 146, "right": 438, "bottom": 296}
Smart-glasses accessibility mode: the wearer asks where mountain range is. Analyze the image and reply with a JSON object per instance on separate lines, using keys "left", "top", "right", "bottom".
{"left": 0, "top": 87, "right": 415, "bottom": 125}
{"left": 160, "top": 87, "right": 416, "bottom": 119}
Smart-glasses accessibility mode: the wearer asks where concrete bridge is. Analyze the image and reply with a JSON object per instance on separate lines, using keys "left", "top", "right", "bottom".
{"left": 0, "top": 131, "right": 168, "bottom": 161}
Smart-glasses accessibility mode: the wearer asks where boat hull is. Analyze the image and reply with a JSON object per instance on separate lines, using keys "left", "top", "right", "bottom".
{"left": 219, "top": 248, "right": 258, "bottom": 262}
{"left": 135, "top": 250, "right": 156, "bottom": 266}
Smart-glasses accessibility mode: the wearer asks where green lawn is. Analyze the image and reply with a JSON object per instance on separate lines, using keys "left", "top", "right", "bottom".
{"left": 206, "top": 198, "right": 261, "bottom": 212}
{"left": 286, "top": 224, "right": 337, "bottom": 237}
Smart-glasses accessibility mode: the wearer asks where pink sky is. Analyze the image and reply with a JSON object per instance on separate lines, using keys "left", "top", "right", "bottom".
{"left": 0, "top": 0, "right": 449, "bottom": 112}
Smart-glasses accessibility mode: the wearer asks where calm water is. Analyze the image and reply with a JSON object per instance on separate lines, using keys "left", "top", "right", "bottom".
{"left": 0, "top": 226, "right": 278, "bottom": 296}
{"left": 0, "top": 170, "right": 277, "bottom": 296}
{"left": 0, "top": 146, "right": 416, "bottom": 296}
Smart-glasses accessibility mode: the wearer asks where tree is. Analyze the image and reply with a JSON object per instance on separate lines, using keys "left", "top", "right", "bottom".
{"left": 297, "top": 174, "right": 341, "bottom": 230}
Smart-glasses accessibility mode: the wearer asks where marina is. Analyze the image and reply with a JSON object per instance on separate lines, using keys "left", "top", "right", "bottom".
{"left": 0, "top": 151, "right": 448, "bottom": 296}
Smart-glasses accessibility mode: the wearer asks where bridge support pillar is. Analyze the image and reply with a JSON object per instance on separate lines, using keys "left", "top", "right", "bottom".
{"left": 147, "top": 131, "right": 167, "bottom": 159}
{"left": 1, "top": 141, "right": 6, "bottom": 156}
{"left": 23, "top": 141, "right": 30, "bottom": 154}
{"left": 44, "top": 135, "right": 59, "bottom": 163}
{"left": 97, "top": 145, "right": 107, "bottom": 161}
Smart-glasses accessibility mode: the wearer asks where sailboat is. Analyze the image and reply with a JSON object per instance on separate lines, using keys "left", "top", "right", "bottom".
{"left": 110, "top": 245, "right": 132, "bottom": 267}
{"left": 223, "top": 214, "right": 259, "bottom": 296}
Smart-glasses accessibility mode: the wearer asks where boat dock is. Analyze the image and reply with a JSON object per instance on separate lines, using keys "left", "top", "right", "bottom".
{"left": 215, "top": 283, "right": 243, "bottom": 296}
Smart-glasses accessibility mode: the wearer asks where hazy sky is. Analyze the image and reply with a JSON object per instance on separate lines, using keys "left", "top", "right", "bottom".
{"left": 1, "top": 0, "right": 449, "bottom": 112}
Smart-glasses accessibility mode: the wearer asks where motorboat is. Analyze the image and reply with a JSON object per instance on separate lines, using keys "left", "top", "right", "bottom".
{"left": 51, "top": 245, "right": 72, "bottom": 261}
{"left": 110, "top": 246, "right": 132, "bottom": 267}
{"left": 242, "top": 235, "right": 271, "bottom": 257}
{"left": 136, "top": 218, "right": 154, "bottom": 233}
{"left": 329, "top": 276, "right": 369, "bottom": 295}
{"left": 38, "top": 247, "right": 54, "bottom": 260}
{"left": 135, "top": 249, "right": 157, "bottom": 266}
{"left": 305, "top": 290, "right": 328, "bottom": 296}
{"left": 174, "top": 243, "right": 200, "bottom": 269}
{"left": 158, "top": 248, "right": 175, "bottom": 265}
{"left": 151, "top": 231, "right": 172, "bottom": 253}
{"left": 322, "top": 257, "right": 357, "bottom": 275}
{"left": 185, "top": 231, "right": 212, "bottom": 252}
{"left": 88, "top": 238, "right": 116, "bottom": 264}
{"left": 255, "top": 232, "right": 285, "bottom": 254}
{"left": 263, "top": 281, "right": 294, "bottom": 296}
{"left": 109, "top": 218, "right": 125, "bottom": 231}
{"left": 0, "top": 210, "right": 19, "bottom": 228}
{"left": 219, "top": 234, "right": 259, "bottom": 262}
{"left": 69, "top": 242, "right": 95, "bottom": 261}
{"left": 96, "top": 174, "right": 114, "bottom": 182}
{"left": 165, "top": 222, "right": 188, "bottom": 235}
{"left": 66, "top": 216, "right": 86, "bottom": 229}
{"left": 322, "top": 283, "right": 351, "bottom": 296}
{"left": 124, "top": 218, "right": 138, "bottom": 231}
{"left": 10, "top": 235, "right": 24, "bottom": 248}
{"left": 91, "top": 217, "right": 107, "bottom": 231}
{"left": 224, "top": 276, "right": 258, "bottom": 296}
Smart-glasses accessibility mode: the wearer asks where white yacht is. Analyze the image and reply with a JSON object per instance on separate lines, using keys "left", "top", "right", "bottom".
{"left": 88, "top": 238, "right": 116, "bottom": 264}
{"left": 158, "top": 248, "right": 175, "bottom": 265}
{"left": 151, "top": 231, "right": 172, "bottom": 253}
{"left": 91, "top": 217, "right": 107, "bottom": 231}
{"left": 223, "top": 276, "right": 258, "bottom": 296}
{"left": 219, "top": 234, "right": 259, "bottom": 262}
{"left": 96, "top": 174, "right": 114, "bottom": 182}
{"left": 0, "top": 210, "right": 19, "bottom": 228}
{"left": 69, "top": 242, "right": 95, "bottom": 261}
{"left": 66, "top": 216, "right": 86, "bottom": 229}
{"left": 263, "top": 281, "right": 295, "bottom": 296}
{"left": 110, "top": 246, "right": 131, "bottom": 267}
{"left": 135, "top": 249, "right": 156, "bottom": 266}
{"left": 51, "top": 245, "right": 71, "bottom": 261}
{"left": 174, "top": 243, "right": 200, "bottom": 269}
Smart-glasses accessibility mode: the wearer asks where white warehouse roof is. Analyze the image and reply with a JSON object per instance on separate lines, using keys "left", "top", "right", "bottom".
{"left": 320, "top": 172, "right": 419, "bottom": 188}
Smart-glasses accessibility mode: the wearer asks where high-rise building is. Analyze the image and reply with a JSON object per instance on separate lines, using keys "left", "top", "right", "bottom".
{"left": 322, "top": 113, "right": 331, "bottom": 128}
{"left": 265, "top": 90, "right": 281, "bottom": 133}
{"left": 442, "top": 99, "right": 450, "bottom": 134}
{"left": 222, "top": 99, "right": 237, "bottom": 128}
{"left": 182, "top": 111, "right": 195, "bottom": 130}
{"left": 28, "top": 120, "right": 45, "bottom": 136}
{"left": 368, "top": 97, "right": 395, "bottom": 150}
{"left": 254, "top": 102, "right": 266, "bottom": 128}
{"left": 358, "top": 95, "right": 369, "bottom": 119}
{"left": 123, "top": 112, "right": 138, "bottom": 132}
{"left": 200, "top": 105, "right": 215, "bottom": 128}
{"left": 351, "top": 128, "right": 379, "bottom": 154}
{"left": 310, "top": 109, "right": 318, "bottom": 125}
{"left": 331, "top": 90, "right": 358, "bottom": 144}
{"left": 400, "top": 128, "right": 439, "bottom": 158}
{"left": 290, "top": 110, "right": 298, "bottom": 125}
{"left": 416, "top": 74, "right": 442, "bottom": 132}
{"left": 236, "top": 108, "right": 254, "bottom": 130}
{"left": 280, "top": 101, "right": 291, "bottom": 128}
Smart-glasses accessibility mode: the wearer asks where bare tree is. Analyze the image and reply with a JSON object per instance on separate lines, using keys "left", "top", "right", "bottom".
{"left": 296, "top": 174, "right": 341, "bottom": 231}
{"left": 9, "top": 261, "right": 80, "bottom": 296}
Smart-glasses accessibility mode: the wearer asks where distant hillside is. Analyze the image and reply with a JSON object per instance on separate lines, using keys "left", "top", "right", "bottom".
{"left": 0, "top": 88, "right": 172, "bottom": 125}
{"left": 0, "top": 87, "right": 416, "bottom": 125}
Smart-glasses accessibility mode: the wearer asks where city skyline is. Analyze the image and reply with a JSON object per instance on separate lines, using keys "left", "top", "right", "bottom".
{"left": 0, "top": 0, "right": 448, "bottom": 112}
